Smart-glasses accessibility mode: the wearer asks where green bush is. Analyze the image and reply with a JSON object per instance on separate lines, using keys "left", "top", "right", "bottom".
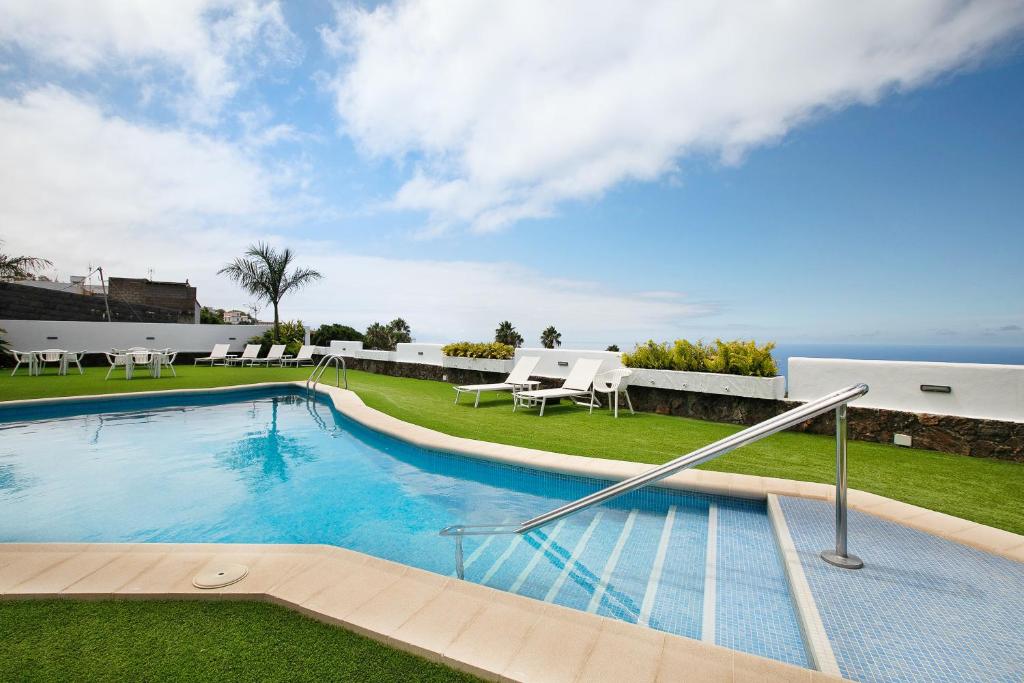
{"left": 442, "top": 341, "right": 516, "bottom": 360}
{"left": 310, "top": 323, "right": 363, "bottom": 347}
{"left": 248, "top": 320, "right": 307, "bottom": 356}
{"left": 623, "top": 338, "right": 778, "bottom": 377}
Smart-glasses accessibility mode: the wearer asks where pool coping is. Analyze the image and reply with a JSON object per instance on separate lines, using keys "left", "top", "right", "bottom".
{"left": 2, "top": 381, "right": 1022, "bottom": 682}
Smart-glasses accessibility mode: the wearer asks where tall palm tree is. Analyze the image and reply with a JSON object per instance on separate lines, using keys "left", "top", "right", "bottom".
{"left": 0, "top": 241, "right": 52, "bottom": 280}
{"left": 540, "top": 325, "right": 562, "bottom": 349}
{"left": 218, "top": 243, "right": 322, "bottom": 341}
{"left": 495, "top": 320, "right": 523, "bottom": 348}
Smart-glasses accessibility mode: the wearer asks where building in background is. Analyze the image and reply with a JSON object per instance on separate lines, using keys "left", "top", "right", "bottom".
{"left": 223, "top": 309, "right": 255, "bottom": 325}
{"left": 0, "top": 276, "right": 199, "bottom": 324}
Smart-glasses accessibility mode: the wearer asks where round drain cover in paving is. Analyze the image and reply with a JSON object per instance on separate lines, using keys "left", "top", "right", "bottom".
{"left": 193, "top": 563, "right": 249, "bottom": 589}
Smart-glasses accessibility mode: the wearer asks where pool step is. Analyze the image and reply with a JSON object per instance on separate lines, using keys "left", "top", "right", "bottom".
{"left": 458, "top": 499, "right": 811, "bottom": 669}
{"left": 461, "top": 505, "right": 709, "bottom": 639}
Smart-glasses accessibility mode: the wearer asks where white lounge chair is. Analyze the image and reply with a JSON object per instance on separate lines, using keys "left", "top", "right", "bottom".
{"left": 281, "top": 345, "right": 316, "bottom": 367}
{"left": 513, "top": 358, "right": 605, "bottom": 416}
{"left": 227, "top": 344, "right": 261, "bottom": 367}
{"left": 248, "top": 344, "right": 286, "bottom": 366}
{"left": 194, "top": 343, "right": 232, "bottom": 366}
{"left": 454, "top": 356, "right": 541, "bottom": 407}
{"left": 593, "top": 369, "right": 634, "bottom": 418}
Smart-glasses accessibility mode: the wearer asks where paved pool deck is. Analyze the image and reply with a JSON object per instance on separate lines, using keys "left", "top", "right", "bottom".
{"left": 2, "top": 381, "right": 1023, "bottom": 682}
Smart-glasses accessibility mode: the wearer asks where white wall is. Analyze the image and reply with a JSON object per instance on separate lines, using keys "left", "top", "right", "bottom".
{"left": 328, "top": 340, "right": 363, "bottom": 355}
{"left": 0, "top": 319, "right": 271, "bottom": 353}
{"left": 788, "top": 357, "right": 1024, "bottom": 422}
{"left": 395, "top": 343, "right": 445, "bottom": 365}
{"left": 514, "top": 347, "right": 623, "bottom": 379}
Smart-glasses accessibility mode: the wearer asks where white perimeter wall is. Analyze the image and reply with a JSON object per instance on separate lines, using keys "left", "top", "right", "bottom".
{"left": 788, "top": 357, "right": 1024, "bottom": 423}
{"left": 514, "top": 347, "right": 623, "bottom": 379}
{"left": 0, "top": 319, "right": 271, "bottom": 353}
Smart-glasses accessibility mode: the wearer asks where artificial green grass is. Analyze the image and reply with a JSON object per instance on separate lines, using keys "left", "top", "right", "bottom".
{"left": 0, "top": 600, "right": 478, "bottom": 682}
{"left": 1, "top": 364, "right": 1022, "bottom": 534}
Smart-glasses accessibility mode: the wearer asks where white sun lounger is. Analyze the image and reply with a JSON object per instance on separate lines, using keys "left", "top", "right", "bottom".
{"left": 513, "top": 358, "right": 604, "bottom": 416}
{"left": 248, "top": 344, "right": 287, "bottom": 366}
{"left": 453, "top": 355, "right": 541, "bottom": 407}
{"left": 226, "top": 344, "right": 261, "bottom": 366}
{"left": 281, "top": 345, "right": 316, "bottom": 367}
{"left": 194, "top": 343, "right": 232, "bottom": 366}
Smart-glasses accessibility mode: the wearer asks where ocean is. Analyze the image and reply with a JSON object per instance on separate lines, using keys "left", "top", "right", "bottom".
{"left": 771, "top": 344, "right": 1024, "bottom": 378}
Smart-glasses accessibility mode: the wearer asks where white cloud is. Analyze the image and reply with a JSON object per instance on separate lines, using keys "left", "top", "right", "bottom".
{"left": 0, "top": 0, "right": 299, "bottom": 122}
{"left": 0, "top": 86, "right": 703, "bottom": 343}
{"left": 326, "top": 0, "right": 1024, "bottom": 233}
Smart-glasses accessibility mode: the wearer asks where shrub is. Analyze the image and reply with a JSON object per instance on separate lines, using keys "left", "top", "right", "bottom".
{"left": 310, "top": 323, "right": 363, "bottom": 347}
{"left": 442, "top": 342, "right": 516, "bottom": 360}
{"left": 606, "top": 344, "right": 620, "bottom": 352}
{"left": 248, "top": 320, "right": 306, "bottom": 356}
{"left": 200, "top": 307, "right": 225, "bottom": 324}
{"left": 623, "top": 338, "right": 778, "bottom": 377}
{"left": 621, "top": 340, "right": 674, "bottom": 369}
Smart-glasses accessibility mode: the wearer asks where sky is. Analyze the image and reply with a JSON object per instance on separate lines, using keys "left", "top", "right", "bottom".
{"left": 0, "top": 0, "right": 1022, "bottom": 349}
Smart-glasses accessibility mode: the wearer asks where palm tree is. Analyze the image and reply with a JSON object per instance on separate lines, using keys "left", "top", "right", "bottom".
{"left": 0, "top": 241, "right": 52, "bottom": 280}
{"left": 495, "top": 320, "right": 523, "bottom": 348}
{"left": 218, "top": 243, "right": 322, "bottom": 341}
{"left": 540, "top": 325, "right": 562, "bottom": 349}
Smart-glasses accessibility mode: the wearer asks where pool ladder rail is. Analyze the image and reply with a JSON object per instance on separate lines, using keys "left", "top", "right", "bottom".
{"left": 441, "top": 383, "right": 871, "bottom": 577}
{"left": 306, "top": 354, "right": 348, "bottom": 393}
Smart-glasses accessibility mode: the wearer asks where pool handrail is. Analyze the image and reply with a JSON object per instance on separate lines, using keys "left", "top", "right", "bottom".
{"left": 440, "top": 383, "right": 869, "bottom": 576}
{"left": 306, "top": 353, "right": 348, "bottom": 392}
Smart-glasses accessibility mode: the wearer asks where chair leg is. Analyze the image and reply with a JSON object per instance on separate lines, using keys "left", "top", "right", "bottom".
{"left": 474, "top": 390, "right": 481, "bottom": 408}
{"left": 624, "top": 389, "right": 634, "bottom": 414}
{"left": 454, "top": 389, "right": 461, "bottom": 405}
{"left": 169, "top": 364, "right": 176, "bottom": 377}
{"left": 614, "top": 392, "right": 619, "bottom": 419}
{"left": 105, "top": 365, "right": 113, "bottom": 380}
{"left": 539, "top": 397, "right": 547, "bottom": 417}
{"left": 11, "top": 361, "right": 20, "bottom": 377}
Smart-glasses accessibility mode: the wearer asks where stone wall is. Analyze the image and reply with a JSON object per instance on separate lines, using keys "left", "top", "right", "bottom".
{"left": 0, "top": 281, "right": 183, "bottom": 323}
{"left": 628, "top": 386, "right": 1023, "bottom": 461}
{"left": 334, "top": 359, "right": 1024, "bottom": 461}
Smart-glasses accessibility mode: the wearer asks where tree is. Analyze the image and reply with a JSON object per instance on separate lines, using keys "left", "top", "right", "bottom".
{"left": 364, "top": 318, "right": 413, "bottom": 351}
{"left": 495, "top": 320, "right": 523, "bottom": 348}
{"left": 0, "top": 241, "right": 52, "bottom": 280}
{"left": 540, "top": 325, "right": 562, "bottom": 349}
{"left": 218, "top": 243, "right": 322, "bottom": 342}
{"left": 606, "top": 344, "right": 620, "bottom": 352}
{"left": 311, "top": 323, "right": 364, "bottom": 347}
{"left": 200, "top": 306, "right": 225, "bottom": 324}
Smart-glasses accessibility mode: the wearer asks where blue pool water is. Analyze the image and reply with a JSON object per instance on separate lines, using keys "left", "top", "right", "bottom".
{"left": 0, "top": 388, "right": 808, "bottom": 667}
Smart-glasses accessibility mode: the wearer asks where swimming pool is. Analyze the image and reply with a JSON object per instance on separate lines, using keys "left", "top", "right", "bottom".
{"left": 0, "top": 387, "right": 809, "bottom": 667}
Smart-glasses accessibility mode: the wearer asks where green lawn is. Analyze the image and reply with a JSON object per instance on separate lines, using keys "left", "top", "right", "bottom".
{"left": 1, "top": 364, "right": 1022, "bottom": 533}
{"left": 0, "top": 600, "right": 477, "bottom": 682}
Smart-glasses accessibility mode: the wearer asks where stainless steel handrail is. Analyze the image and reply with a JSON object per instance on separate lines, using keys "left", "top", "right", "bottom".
{"left": 305, "top": 354, "right": 348, "bottom": 392}
{"left": 441, "top": 383, "right": 869, "bottom": 576}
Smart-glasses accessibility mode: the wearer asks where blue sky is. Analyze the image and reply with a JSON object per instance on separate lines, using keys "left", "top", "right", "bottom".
{"left": 1, "top": 1, "right": 1022, "bottom": 348}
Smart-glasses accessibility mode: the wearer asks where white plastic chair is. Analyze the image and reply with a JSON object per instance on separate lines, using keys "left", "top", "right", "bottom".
{"left": 593, "top": 369, "right": 634, "bottom": 418}
{"left": 105, "top": 352, "right": 133, "bottom": 380}
{"left": 36, "top": 349, "right": 66, "bottom": 375}
{"left": 9, "top": 350, "right": 37, "bottom": 376}
{"left": 160, "top": 350, "right": 178, "bottom": 377}
{"left": 61, "top": 350, "right": 87, "bottom": 375}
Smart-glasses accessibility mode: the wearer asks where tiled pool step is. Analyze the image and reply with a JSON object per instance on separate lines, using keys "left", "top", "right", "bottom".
{"left": 459, "top": 500, "right": 811, "bottom": 669}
